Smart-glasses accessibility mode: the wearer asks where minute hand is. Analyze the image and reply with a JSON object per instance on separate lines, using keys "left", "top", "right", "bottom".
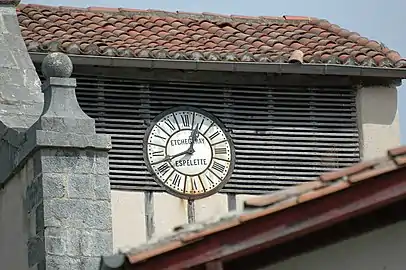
{"left": 151, "top": 127, "right": 199, "bottom": 166}
{"left": 151, "top": 149, "right": 190, "bottom": 165}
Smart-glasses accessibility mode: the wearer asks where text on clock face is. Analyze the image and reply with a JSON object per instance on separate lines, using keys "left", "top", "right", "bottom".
{"left": 145, "top": 110, "right": 233, "bottom": 196}
{"left": 170, "top": 137, "right": 205, "bottom": 146}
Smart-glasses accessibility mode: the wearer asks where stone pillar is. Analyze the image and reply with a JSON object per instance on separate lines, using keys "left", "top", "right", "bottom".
{"left": 24, "top": 52, "right": 113, "bottom": 269}
{"left": 0, "top": 0, "right": 42, "bottom": 131}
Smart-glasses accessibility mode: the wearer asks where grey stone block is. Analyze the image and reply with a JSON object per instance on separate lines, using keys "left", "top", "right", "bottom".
{"left": 0, "top": 6, "right": 42, "bottom": 131}
{"left": 95, "top": 151, "right": 110, "bottom": 175}
{"left": 43, "top": 199, "right": 112, "bottom": 230}
{"left": 95, "top": 175, "right": 111, "bottom": 200}
{"left": 65, "top": 228, "right": 81, "bottom": 257}
{"left": 42, "top": 173, "right": 67, "bottom": 199}
{"left": 81, "top": 257, "right": 103, "bottom": 270}
{"left": 34, "top": 130, "right": 111, "bottom": 150}
{"left": 40, "top": 149, "right": 110, "bottom": 174}
{"left": 67, "top": 173, "right": 95, "bottom": 199}
{"left": 2, "top": 12, "right": 24, "bottom": 34}
{"left": 80, "top": 230, "right": 112, "bottom": 256}
{"left": 0, "top": 49, "right": 18, "bottom": 68}
{"left": 45, "top": 236, "right": 66, "bottom": 256}
{"left": 46, "top": 255, "right": 81, "bottom": 270}
{"left": 36, "top": 116, "right": 96, "bottom": 135}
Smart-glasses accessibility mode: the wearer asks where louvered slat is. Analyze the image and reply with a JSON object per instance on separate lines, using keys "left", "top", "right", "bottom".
{"left": 37, "top": 69, "right": 360, "bottom": 194}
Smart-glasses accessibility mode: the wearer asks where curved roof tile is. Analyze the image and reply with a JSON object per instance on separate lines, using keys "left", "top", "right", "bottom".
{"left": 17, "top": 4, "right": 406, "bottom": 68}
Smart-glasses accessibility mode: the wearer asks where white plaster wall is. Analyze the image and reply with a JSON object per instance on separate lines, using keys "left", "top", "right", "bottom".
{"left": 266, "top": 220, "right": 406, "bottom": 270}
{"left": 357, "top": 86, "right": 400, "bottom": 160}
{"left": 111, "top": 191, "right": 230, "bottom": 249}
{"left": 153, "top": 192, "right": 188, "bottom": 238}
{"left": 0, "top": 159, "right": 33, "bottom": 270}
{"left": 111, "top": 190, "right": 146, "bottom": 252}
{"left": 194, "top": 194, "right": 228, "bottom": 222}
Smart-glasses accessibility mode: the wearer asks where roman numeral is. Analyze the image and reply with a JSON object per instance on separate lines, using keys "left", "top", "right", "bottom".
{"left": 172, "top": 174, "right": 182, "bottom": 187}
{"left": 198, "top": 119, "right": 205, "bottom": 130}
{"left": 206, "top": 174, "right": 214, "bottom": 184}
{"left": 214, "top": 147, "right": 227, "bottom": 155}
{"left": 209, "top": 131, "right": 220, "bottom": 140}
{"left": 181, "top": 114, "right": 190, "bottom": 127}
{"left": 157, "top": 163, "right": 170, "bottom": 175}
{"left": 164, "top": 120, "right": 176, "bottom": 131}
{"left": 152, "top": 150, "right": 164, "bottom": 157}
{"left": 212, "top": 161, "right": 225, "bottom": 173}
{"left": 154, "top": 134, "right": 166, "bottom": 140}
{"left": 190, "top": 177, "right": 198, "bottom": 191}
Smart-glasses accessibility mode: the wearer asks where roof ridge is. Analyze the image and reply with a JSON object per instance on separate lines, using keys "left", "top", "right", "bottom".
{"left": 17, "top": 3, "right": 321, "bottom": 24}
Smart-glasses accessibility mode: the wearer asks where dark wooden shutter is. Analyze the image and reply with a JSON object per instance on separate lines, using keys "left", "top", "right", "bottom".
{"left": 39, "top": 68, "right": 360, "bottom": 194}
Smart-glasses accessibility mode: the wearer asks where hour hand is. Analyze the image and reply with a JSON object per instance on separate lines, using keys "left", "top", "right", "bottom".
{"left": 187, "top": 125, "right": 200, "bottom": 153}
{"left": 190, "top": 124, "right": 200, "bottom": 141}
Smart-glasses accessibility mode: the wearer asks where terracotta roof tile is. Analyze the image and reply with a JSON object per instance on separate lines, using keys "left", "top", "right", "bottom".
{"left": 319, "top": 160, "right": 376, "bottom": 182}
{"left": 127, "top": 240, "right": 184, "bottom": 264}
{"left": 120, "top": 145, "right": 406, "bottom": 265}
{"left": 17, "top": 3, "right": 406, "bottom": 67}
{"left": 297, "top": 181, "right": 351, "bottom": 203}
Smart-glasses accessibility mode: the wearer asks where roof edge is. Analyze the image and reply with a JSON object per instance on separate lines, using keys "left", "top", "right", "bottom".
{"left": 29, "top": 52, "right": 406, "bottom": 80}
{"left": 124, "top": 163, "right": 406, "bottom": 268}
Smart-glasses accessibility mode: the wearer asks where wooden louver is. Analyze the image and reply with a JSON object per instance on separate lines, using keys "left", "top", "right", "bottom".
{"left": 39, "top": 69, "right": 360, "bottom": 194}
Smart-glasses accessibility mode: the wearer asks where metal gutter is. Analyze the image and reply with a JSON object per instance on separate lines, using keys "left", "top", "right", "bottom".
{"left": 29, "top": 52, "right": 406, "bottom": 79}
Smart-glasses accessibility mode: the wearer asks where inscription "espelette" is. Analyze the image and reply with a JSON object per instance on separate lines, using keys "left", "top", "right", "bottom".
{"left": 175, "top": 158, "right": 208, "bottom": 167}
{"left": 170, "top": 138, "right": 205, "bottom": 146}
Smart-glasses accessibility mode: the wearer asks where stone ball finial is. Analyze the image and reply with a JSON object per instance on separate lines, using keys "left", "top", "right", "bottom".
{"left": 0, "top": 0, "right": 21, "bottom": 6}
{"left": 41, "top": 52, "right": 73, "bottom": 79}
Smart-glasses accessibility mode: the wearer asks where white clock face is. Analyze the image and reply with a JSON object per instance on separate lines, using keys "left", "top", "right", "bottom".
{"left": 143, "top": 106, "right": 235, "bottom": 199}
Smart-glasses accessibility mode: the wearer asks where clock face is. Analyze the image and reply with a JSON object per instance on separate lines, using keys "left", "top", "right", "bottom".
{"left": 143, "top": 106, "right": 235, "bottom": 199}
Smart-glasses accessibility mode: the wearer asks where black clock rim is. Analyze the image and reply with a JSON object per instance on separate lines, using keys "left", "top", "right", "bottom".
{"left": 143, "top": 105, "right": 236, "bottom": 200}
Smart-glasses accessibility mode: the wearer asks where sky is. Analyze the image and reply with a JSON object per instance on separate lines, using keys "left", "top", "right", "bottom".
{"left": 23, "top": 0, "right": 406, "bottom": 142}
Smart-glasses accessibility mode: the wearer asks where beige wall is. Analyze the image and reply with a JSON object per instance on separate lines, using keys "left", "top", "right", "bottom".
{"left": 110, "top": 191, "right": 229, "bottom": 251}
{"left": 0, "top": 159, "right": 33, "bottom": 270}
{"left": 357, "top": 85, "right": 400, "bottom": 160}
{"left": 267, "top": 220, "right": 406, "bottom": 270}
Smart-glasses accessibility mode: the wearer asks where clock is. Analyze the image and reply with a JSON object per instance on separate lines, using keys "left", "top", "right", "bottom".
{"left": 143, "top": 106, "right": 235, "bottom": 199}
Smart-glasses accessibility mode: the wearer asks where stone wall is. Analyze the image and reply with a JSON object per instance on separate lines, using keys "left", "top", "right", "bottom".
{"left": 27, "top": 148, "right": 112, "bottom": 269}
{"left": 0, "top": 52, "right": 114, "bottom": 270}
{"left": 0, "top": 0, "right": 42, "bottom": 131}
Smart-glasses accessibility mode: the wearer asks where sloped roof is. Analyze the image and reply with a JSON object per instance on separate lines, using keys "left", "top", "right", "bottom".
{"left": 100, "top": 145, "right": 406, "bottom": 269}
{"left": 18, "top": 4, "right": 406, "bottom": 68}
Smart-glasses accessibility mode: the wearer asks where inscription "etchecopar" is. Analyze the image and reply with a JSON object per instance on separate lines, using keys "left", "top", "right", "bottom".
{"left": 170, "top": 138, "right": 204, "bottom": 146}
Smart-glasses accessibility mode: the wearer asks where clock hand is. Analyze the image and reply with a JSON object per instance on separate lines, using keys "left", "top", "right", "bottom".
{"left": 150, "top": 148, "right": 191, "bottom": 165}
{"left": 151, "top": 125, "right": 200, "bottom": 166}
{"left": 186, "top": 125, "right": 200, "bottom": 154}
